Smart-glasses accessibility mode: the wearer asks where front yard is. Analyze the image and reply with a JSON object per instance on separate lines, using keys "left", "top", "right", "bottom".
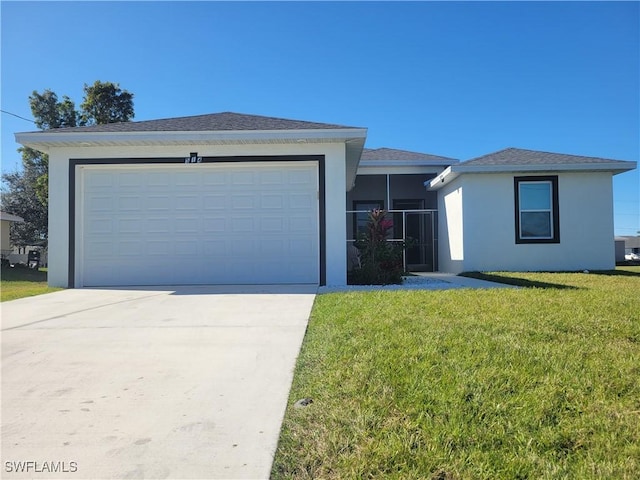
{"left": 0, "top": 267, "right": 61, "bottom": 302}
{"left": 273, "top": 268, "right": 640, "bottom": 479}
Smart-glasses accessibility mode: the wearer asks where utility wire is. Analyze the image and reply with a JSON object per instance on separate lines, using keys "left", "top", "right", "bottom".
{"left": 1, "top": 109, "right": 35, "bottom": 123}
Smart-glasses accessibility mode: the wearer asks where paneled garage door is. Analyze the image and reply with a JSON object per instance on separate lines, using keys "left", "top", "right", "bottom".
{"left": 79, "top": 162, "right": 319, "bottom": 286}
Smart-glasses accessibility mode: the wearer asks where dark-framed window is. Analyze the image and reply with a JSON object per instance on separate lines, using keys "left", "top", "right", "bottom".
{"left": 514, "top": 176, "right": 559, "bottom": 244}
{"left": 353, "top": 200, "right": 384, "bottom": 237}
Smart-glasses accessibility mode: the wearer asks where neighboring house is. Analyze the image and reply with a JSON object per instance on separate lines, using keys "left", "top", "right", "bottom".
{"left": 0, "top": 211, "right": 24, "bottom": 264}
{"left": 618, "top": 235, "right": 640, "bottom": 255}
{"left": 15, "top": 112, "right": 637, "bottom": 288}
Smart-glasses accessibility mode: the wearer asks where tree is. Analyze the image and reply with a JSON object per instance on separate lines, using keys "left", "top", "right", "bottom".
{"left": 1, "top": 166, "right": 48, "bottom": 247}
{"left": 20, "top": 89, "right": 78, "bottom": 209}
{"left": 29, "top": 90, "right": 78, "bottom": 129}
{"left": 80, "top": 81, "right": 134, "bottom": 125}
{"left": 1, "top": 81, "right": 135, "bottom": 247}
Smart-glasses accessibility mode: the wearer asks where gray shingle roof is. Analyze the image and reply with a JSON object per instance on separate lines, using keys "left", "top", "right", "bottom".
{"left": 361, "top": 147, "right": 458, "bottom": 164}
{"left": 0, "top": 211, "right": 24, "bottom": 222}
{"left": 463, "top": 147, "right": 627, "bottom": 166}
{"left": 29, "top": 112, "right": 361, "bottom": 134}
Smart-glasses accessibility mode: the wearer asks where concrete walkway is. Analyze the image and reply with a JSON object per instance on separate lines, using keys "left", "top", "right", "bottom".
{"left": 1, "top": 285, "right": 316, "bottom": 480}
{"left": 412, "top": 272, "right": 518, "bottom": 289}
{"left": 319, "top": 272, "right": 516, "bottom": 293}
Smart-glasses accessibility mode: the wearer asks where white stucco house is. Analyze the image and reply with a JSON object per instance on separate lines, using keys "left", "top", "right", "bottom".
{"left": 1, "top": 211, "right": 24, "bottom": 262}
{"left": 427, "top": 148, "right": 636, "bottom": 273}
{"left": 15, "top": 112, "right": 636, "bottom": 288}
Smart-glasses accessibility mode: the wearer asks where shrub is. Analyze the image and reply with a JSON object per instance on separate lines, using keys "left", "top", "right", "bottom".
{"left": 348, "top": 209, "right": 404, "bottom": 285}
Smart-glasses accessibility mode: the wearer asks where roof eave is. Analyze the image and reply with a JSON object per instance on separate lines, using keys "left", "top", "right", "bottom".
{"left": 15, "top": 128, "right": 369, "bottom": 152}
{"left": 426, "top": 160, "right": 637, "bottom": 191}
{"left": 359, "top": 160, "right": 457, "bottom": 168}
{"left": 0, "top": 212, "right": 25, "bottom": 222}
{"left": 427, "top": 166, "right": 459, "bottom": 190}
{"left": 453, "top": 162, "right": 637, "bottom": 175}
{"left": 346, "top": 137, "right": 366, "bottom": 191}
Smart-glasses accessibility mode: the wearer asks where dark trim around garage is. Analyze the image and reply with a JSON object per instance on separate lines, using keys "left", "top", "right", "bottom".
{"left": 68, "top": 155, "right": 327, "bottom": 287}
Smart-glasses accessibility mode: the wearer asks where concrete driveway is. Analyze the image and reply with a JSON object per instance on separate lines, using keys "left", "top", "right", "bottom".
{"left": 1, "top": 285, "right": 316, "bottom": 479}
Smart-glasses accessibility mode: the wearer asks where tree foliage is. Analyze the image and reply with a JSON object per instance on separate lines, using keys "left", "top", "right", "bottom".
{"left": 1, "top": 81, "right": 134, "bottom": 247}
{"left": 80, "top": 81, "right": 134, "bottom": 126}
{"left": 29, "top": 90, "right": 78, "bottom": 129}
{"left": 1, "top": 167, "right": 48, "bottom": 247}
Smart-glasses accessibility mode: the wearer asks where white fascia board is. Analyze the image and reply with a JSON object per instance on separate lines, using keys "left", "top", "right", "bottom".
{"left": 427, "top": 166, "right": 458, "bottom": 190}
{"left": 427, "top": 161, "right": 637, "bottom": 190}
{"left": 358, "top": 160, "right": 453, "bottom": 168}
{"left": 452, "top": 162, "right": 637, "bottom": 175}
{"left": 358, "top": 165, "right": 446, "bottom": 176}
{"left": 15, "top": 128, "right": 368, "bottom": 152}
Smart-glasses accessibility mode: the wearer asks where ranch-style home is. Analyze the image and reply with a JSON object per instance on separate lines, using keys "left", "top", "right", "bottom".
{"left": 15, "top": 112, "right": 636, "bottom": 287}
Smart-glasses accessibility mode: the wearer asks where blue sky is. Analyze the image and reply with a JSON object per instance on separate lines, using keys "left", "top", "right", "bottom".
{"left": 2, "top": 1, "right": 638, "bottom": 235}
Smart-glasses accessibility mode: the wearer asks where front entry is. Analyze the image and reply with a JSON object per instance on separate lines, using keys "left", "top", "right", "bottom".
{"left": 393, "top": 200, "right": 436, "bottom": 272}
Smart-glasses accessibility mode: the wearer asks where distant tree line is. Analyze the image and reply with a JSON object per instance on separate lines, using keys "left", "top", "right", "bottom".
{"left": 1, "top": 81, "right": 134, "bottom": 247}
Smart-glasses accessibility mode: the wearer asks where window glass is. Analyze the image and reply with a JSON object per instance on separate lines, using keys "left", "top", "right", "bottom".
{"left": 520, "top": 182, "right": 551, "bottom": 210}
{"left": 521, "top": 211, "right": 551, "bottom": 238}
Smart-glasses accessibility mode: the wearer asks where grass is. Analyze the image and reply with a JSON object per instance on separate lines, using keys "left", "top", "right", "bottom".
{"left": 0, "top": 266, "right": 62, "bottom": 302}
{"left": 272, "top": 268, "right": 640, "bottom": 479}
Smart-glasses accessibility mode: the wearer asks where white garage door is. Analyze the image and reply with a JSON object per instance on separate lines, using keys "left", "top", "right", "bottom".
{"left": 79, "top": 162, "right": 319, "bottom": 286}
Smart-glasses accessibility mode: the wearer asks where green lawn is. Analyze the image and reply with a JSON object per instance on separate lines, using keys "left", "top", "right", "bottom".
{"left": 273, "top": 268, "right": 640, "bottom": 479}
{"left": 0, "top": 267, "right": 62, "bottom": 302}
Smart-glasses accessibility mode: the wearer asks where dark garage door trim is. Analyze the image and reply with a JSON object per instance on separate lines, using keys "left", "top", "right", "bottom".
{"left": 69, "top": 155, "right": 326, "bottom": 288}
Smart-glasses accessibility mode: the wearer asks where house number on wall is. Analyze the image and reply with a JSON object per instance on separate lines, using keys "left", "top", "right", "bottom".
{"left": 185, "top": 152, "right": 202, "bottom": 164}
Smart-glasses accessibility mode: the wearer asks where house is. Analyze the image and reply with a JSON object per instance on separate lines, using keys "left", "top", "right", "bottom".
{"left": 614, "top": 237, "right": 627, "bottom": 263}
{"left": 15, "top": 112, "right": 636, "bottom": 288}
{"left": 428, "top": 148, "right": 636, "bottom": 273}
{"left": 0, "top": 211, "right": 24, "bottom": 265}
{"left": 617, "top": 235, "right": 640, "bottom": 258}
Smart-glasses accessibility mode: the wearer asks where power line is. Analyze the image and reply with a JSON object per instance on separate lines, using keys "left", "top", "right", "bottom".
{"left": 1, "top": 110, "right": 35, "bottom": 124}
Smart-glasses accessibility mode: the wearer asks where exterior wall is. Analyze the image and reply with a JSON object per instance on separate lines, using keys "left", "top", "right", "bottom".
{"left": 436, "top": 177, "right": 465, "bottom": 273}
{"left": 48, "top": 142, "right": 348, "bottom": 287}
{"left": 347, "top": 174, "right": 387, "bottom": 208}
{"left": 347, "top": 173, "right": 437, "bottom": 209}
{"left": 324, "top": 144, "right": 348, "bottom": 285}
{"left": 1, "top": 220, "right": 11, "bottom": 251}
{"left": 438, "top": 171, "right": 616, "bottom": 273}
{"left": 615, "top": 240, "right": 626, "bottom": 262}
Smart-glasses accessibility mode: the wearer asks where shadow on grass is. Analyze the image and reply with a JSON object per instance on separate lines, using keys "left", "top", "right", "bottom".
{"left": 460, "top": 271, "right": 580, "bottom": 289}
{"left": 0, "top": 266, "right": 48, "bottom": 283}
{"left": 589, "top": 268, "right": 640, "bottom": 278}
